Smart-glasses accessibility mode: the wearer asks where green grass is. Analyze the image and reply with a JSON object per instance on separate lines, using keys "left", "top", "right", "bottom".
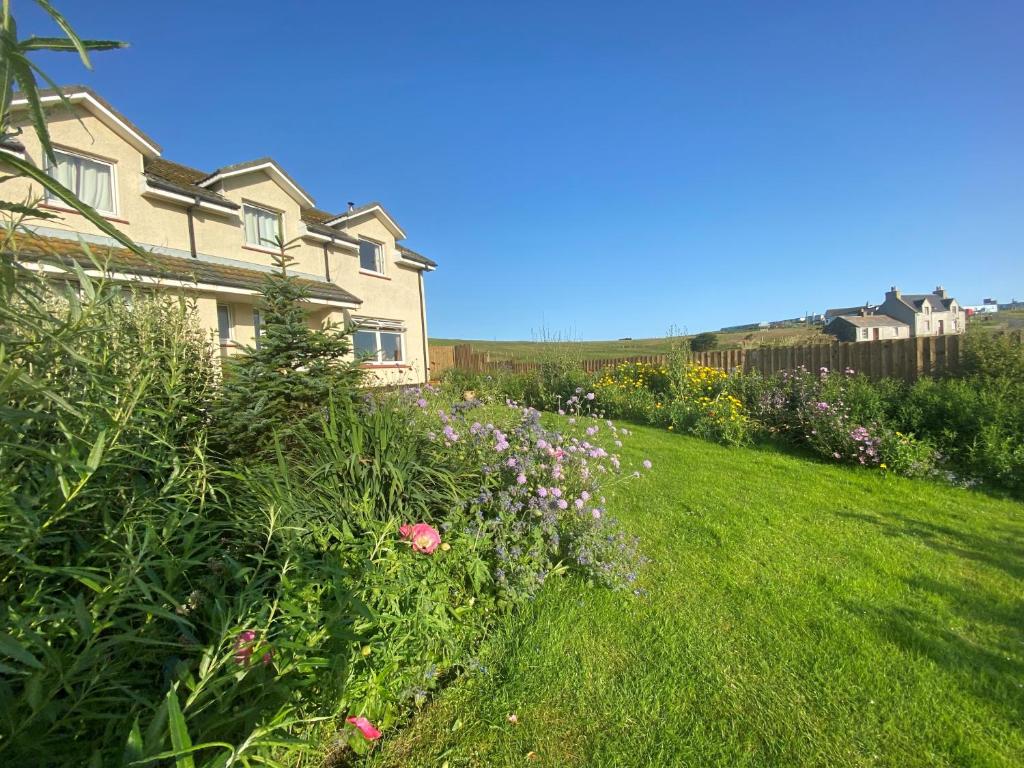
{"left": 430, "top": 326, "right": 831, "bottom": 362}
{"left": 369, "top": 425, "right": 1024, "bottom": 767}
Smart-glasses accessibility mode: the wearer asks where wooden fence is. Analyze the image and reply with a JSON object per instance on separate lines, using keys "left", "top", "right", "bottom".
{"left": 430, "top": 333, "right": 985, "bottom": 382}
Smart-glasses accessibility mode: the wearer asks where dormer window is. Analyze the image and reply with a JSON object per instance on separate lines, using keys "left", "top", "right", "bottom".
{"left": 45, "top": 148, "right": 117, "bottom": 216}
{"left": 243, "top": 203, "right": 282, "bottom": 250}
{"left": 359, "top": 238, "right": 384, "bottom": 274}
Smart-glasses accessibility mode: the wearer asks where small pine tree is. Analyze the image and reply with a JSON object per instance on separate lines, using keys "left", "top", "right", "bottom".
{"left": 210, "top": 246, "right": 362, "bottom": 457}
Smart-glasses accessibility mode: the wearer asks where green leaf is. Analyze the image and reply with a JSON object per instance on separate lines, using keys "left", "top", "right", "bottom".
{"left": 32, "top": 0, "right": 127, "bottom": 66}
{"left": 0, "top": 200, "right": 59, "bottom": 218}
{"left": 123, "top": 716, "right": 144, "bottom": 765}
{"left": 0, "top": 631, "right": 44, "bottom": 669}
{"left": 86, "top": 427, "right": 106, "bottom": 472}
{"left": 21, "top": 36, "right": 127, "bottom": 54}
{"left": 165, "top": 686, "right": 195, "bottom": 768}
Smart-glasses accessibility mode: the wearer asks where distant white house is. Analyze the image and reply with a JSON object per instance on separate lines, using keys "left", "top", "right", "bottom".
{"left": 826, "top": 286, "right": 965, "bottom": 342}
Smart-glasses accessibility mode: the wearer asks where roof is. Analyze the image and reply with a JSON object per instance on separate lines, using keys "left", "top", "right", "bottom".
{"left": 6, "top": 230, "right": 361, "bottom": 306}
{"left": 899, "top": 293, "right": 956, "bottom": 312}
{"left": 831, "top": 314, "right": 909, "bottom": 328}
{"left": 825, "top": 305, "right": 877, "bottom": 319}
{"left": 397, "top": 245, "right": 437, "bottom": 269}
{"left": 327, "top": 201, "right": 407, "bottom": 239}
{"left": 198, "top": 157, "right": 316, "bottom": 208}
{"left": 11, "top": 85, "right": 162, "bottom": 156}
{"left": 144, "top": 157, "right": 239, "bottom": 208}
{"left": 301, "top": 208, "right": 336, "bottom": 225}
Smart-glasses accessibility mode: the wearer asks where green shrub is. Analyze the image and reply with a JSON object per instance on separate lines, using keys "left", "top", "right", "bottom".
{"left": 962, "top": 328, "right": 1024, "bottom": 379}
{"left": 210, "top": 252, "right": 361, "bottom": 459}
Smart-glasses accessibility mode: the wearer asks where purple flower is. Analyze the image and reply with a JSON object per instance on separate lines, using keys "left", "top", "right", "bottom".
{"left": 443, "top": 425, "right": 459, "bottom": 442}
{"left": 516, "top": 473, "right": 527, "bottom": 485}
{"left": 642, "top": 459, "right": 652, "bottom": 469}
{"left": 586, "top": 392, "right": 595, "bottom": 400}
{"left": 537, "top": 487, "right": 548, "bottom": 498}
{"left": 586, "top": 426, "right": 598, "bottom": 436}
{"left": 815, "top": 402, "right": 829, "bottom": 411}
{"left": 575, "top": 498, "right": 585, "bottom": 509}
{"left": 557, "top": 499, "right": 568, "bottom": 510}
{"left": 416, "top": 398, "right": 428, "bottom": 408}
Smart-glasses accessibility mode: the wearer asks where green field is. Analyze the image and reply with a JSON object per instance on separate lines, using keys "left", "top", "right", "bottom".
{"left": 430, "top": 325, "right": 830, "bottom": 362}
{"left": 432, "top": 312, "right": 1024, "bottom": 363}
{"left": 369, "top": 424, "right": 1024, "bottom": 767}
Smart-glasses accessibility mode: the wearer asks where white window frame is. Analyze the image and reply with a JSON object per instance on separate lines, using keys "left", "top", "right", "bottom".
{"left": 358, "top": 237, "right": 386, "bottom": 276}
{"left": 217, "top": 303, "right": 234, "bottom": 352}
{"left": 860, "top": 328, "right": 869, "bottom": 340}
{"left": 252, "top": 308, "right": 263, "bottom": 349}
{"left": 44, "top": 147, "right": 119, "bottom": 217}
{"left": 242, "top": 202, "right": 284, "bottom": 253}
{"left": 353, "top": 321, "right": 406, "bottom": 364}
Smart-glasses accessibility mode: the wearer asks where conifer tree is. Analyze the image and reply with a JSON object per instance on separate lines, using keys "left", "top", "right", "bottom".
{"left": 210, "top": 242, "right": 361, "bottom": 457}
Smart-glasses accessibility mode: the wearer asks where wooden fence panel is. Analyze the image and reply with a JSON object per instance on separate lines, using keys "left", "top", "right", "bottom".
{"left": 432, "top": 333, "right": 1001, "bottom": 383}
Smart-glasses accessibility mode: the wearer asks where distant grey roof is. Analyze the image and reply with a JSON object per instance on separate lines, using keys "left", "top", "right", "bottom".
{"left": 826, "top": 304, "right": 878, "bottom": 319}
{"left": 900, "top": 293, "right": 955, "bottom": 311}
{"left": 831, "top": 314, "right": 908, "bottom": 328}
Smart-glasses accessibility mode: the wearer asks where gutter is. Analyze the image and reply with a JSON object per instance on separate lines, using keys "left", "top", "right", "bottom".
{"left": 418, "top": 270, "right": 429, "bottom": 383}
{"left": 186, "top": 196, "right": 198, "bottom": 258}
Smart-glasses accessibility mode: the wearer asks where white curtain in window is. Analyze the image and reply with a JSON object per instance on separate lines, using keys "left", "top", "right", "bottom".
{"left": 244, "top": 206, "right": 280, "bottom": 248}
{"left": 49, "top": 151, "right": 113, "bottom": 212}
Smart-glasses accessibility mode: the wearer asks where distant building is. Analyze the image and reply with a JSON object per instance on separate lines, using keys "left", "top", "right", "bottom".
{"left": 964, "top": 304, "right": 999, "bottom": 315}
{"left": 826, "top": 286, "right": 965, "bottom": 342}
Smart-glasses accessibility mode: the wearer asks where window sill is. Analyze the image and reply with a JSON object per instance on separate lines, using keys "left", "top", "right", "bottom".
{"left": 359, "top": 269, "right": 391, "bottom": 280}
{"left": 40, "top": 203, "right": 128, "bottom": 225}
{"left": 242, "top": 244, "right": 281, "bottom": 256}
{"left": 360, "top": 362, "right": 410, "bottom": 370}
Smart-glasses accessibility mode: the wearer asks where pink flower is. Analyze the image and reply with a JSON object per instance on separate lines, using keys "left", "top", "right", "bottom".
{"left": 346, "top": 716, "right": 382, "bottom": 741}
{"left": 642, "top": 459, "right": 652, "bottom": 469}
{"left": 537, "top": 487, "right": 548, "bottom": 498}
{"left": 400, "top": 523, "right": 441, "bottom": 554}
{"left": 557, "top": 499, "right": 568, "bottom": 509}
{"left": 516, "top": 473, "right": 527, "bottom": 484}
{"left": 233, "top": 630, "right": 257, "bottom": 665}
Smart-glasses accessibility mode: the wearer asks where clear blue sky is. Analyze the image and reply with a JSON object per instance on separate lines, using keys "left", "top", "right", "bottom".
{"left": 21, "top": 1, "right": 1024, "bottom": 339}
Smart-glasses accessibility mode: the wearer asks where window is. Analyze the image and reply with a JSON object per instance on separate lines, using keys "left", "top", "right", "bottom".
{"left": 45, "top": 149, "right": 116, "bottom": 215}
{"left": 243, "top": 204, "right": 282, "bottom": 250}
{"left": 253, "top": 308, "right": 263, "bottom": 349}
{"left": 860, "top": 328, "right": 869, "bottom": 340}
{"left": 353, "top": 324, "right": 405, "bottom": 363}
{"left": 217, "top": 304, "right": 233, "bottom": 352}
{"left": 359, "top": 238, "right": 384, "bottom": 274}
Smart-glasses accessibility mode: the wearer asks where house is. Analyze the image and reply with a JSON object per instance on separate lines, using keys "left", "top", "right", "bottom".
{"left": 0, "top": 86, "right": 436, "bottom": 384}
{"left": 826, "top": 286, "right": 965, "bottom": 342}
{"left": 826, "top": 312, "right": 909, "bottom": 342}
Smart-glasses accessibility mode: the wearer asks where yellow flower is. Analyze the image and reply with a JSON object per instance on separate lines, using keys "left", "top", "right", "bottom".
{"left": 880, "top": 463, "right": 888, "bottom": 470}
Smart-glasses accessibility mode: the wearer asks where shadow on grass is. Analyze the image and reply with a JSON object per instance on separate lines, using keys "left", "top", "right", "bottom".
{"left": 835, "top": 510, "right": 1024, "bottom": 582}
{"left": 843, "top": 588, "right": 1024, "bottom": 732}
{"left": 837, "top": 508, "right": 1024, "bottom": 731}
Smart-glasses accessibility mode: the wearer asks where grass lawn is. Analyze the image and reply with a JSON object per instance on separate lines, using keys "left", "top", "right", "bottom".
{"left": 369, "top": 424, "right": 1024, "bottom": 767}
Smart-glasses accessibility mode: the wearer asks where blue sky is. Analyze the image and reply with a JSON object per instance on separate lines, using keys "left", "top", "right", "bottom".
{"left": 21, "top": 1, "right": 1024, "bottom": 339}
